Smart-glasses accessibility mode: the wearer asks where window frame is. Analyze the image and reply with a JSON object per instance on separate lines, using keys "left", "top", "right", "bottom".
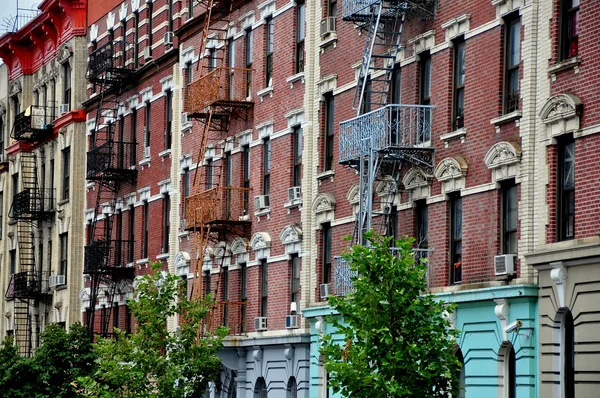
{"left": 419, "top": 52, "right": 432, "bottom": 143}
{"left": 63, "top": 62, "right": 72, "bottom": 110}
{"left": 245, "top": 28, "right": 253, "bottom": 97}
{"left": 128, "top": 206, "right": 135, "bottom": 263}
{"left": 324, "top": 93, "right": 335, "bottom": 171}
{"left": 147, "top": 0, "right": 153, "bottom": 56}
{"left": 452, "top": 38, "right": 466, "bottom": 131}
{"left": 165, "top": 90, "right": 172, "bottom": 150}
{"left": 59, "top": 232, "right": 68, "bottom": 279}
{"left": 504, "top": 15, "right": 520, "bottom": 114}
{"left": 558, "top": 135, "right": 575, "bottom": 241}
{"left": 262, "top": 138, "right": 271, "bottom": 196}
{"left": 134, "top": 12, "right": 140, "bottom": 68}
{"left": 260, "top": 259, "right": 268, "bottom": 317}
{"left": 162, "top": 193, "right": 170, "bottom": 253}
{"left": 559, "top": 0, "right": 580, "bottom": 61}
{"left": 265, "top": 16, "right": 274, "bottom": 87}
{"left": 142, "top": 200, "right": 149, "bottom": 259}
{"left": 290, "top": 253, "right": 300, "bottom": 304}
{"left": 292, "top": 125, "right": 303, "bottom": 187}
{"left": 563, "top": 310, "right": 575, "bottom": 398}
{"left": 62, "top": 147, "right": 70, "bottom": 200}
{"left": 322, "top": 222, "right": 332, "bottom": 285}
{"left": 501, "top": 180, "right": 518, "bottom": 254}
{"left": 144, "top": 101, "right": 151, "bottom": 150}
{"left": 450, "top": 194, "right": 462, "bottom": 285}
{"left": 242, "top": 144, "right": 250, "bottom": 212}
{"left": 295, "top": 2, "right": 305, "bottom": 74}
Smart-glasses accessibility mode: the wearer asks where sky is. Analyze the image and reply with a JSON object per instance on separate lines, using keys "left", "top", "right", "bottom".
{"left": 0, "top": 0, "right": 42, "bottom": 35}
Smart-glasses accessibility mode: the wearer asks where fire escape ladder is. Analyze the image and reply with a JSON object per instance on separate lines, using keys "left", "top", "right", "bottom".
{"left": 14, "top": 299, "right": 32, "bottom": 356}
{"left": 85, "top": 40, "right": 137, "bottom": 338}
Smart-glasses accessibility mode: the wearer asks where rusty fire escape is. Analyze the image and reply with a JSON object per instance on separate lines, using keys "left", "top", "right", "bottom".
{"left": 84, "top": 40, "right": 137, "bottom": 337}
{"left": 7, "top": 105, "right": 55, "bottom": 356}
{"left": 185, "top": 0, "right": 254, "bottom": 337}
{"left": 332, "top": 0, "right": 436, "bottom": 296}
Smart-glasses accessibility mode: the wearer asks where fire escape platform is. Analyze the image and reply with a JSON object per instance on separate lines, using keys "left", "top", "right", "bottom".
{"left": 11, "top": 106, "right": 55, "bottom": 143}
{"left": 87, "top": 40, "right": 137, "bottom": 86}
{"left": 86, "top": 141, "right": 138, "bottom": 183}
{"left": 185, "top": 186, "right": 252, "bottom": 232}
{"left": 187, "top": 67, "right": 254, "bottom": 116}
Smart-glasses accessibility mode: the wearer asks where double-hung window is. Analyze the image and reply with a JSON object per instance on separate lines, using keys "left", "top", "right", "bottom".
{"left": 322, "top": 223, "right": 332, "bottom": 285}
{"left": 560, "top": 0, "right": 580, "bottom": 60}
{"left": 245, "top": 28, "right": 253, "bottom": 97}
{"left": 502, "top": 180, "right": 517, "bottom": 254}
{"left": 296, "top": 2, "right": 305, "bottom": 73}
{"left": 452, "top": 38, "right": 466, "bottom": 130}
{"left": 263, "top": 138, "right": 271, "bottom": 195}
{"left": 162, "top": 194, "right": 170, "bottom": 253}
{"left": 558, "top": 136, "right": 575, "bottom": 241}
{"left": 63, "top": 62, "right": 71, "bottom": 110}
{"left": 419, "top": 52, "right": 431, "bottom": 143}
{"left": 144, "top": 101, "right": 151, "bottom": 153}
{"left": 324, "top": 94, "right": 334, "bottom": 171}
{"left": 165, "top": 90, "right": 172, "bottom": 150}
{"left": 293, "top": 126, "right": 302, "bottom": 187}
{"left": 504, "top": 16, "right": 520, "bottom": 114}
{"left": 291, "top": 254, "right": 300, "bottom": 304}
{"left": 265, "top": 16, "right": 274, "bottom": 87}
{"left": 142, "top": 200, "right": 149, "bottom": 258}
{"left": 260, "top": 259, "right": 268, "bottom": 316}
{"left": 450, "top": 195, "right": 462, "bottom": 285}
{"left": 62, "top": 148, "right": 70, "bottom": 200}
{"left": 59, "top": 233, "right": 68, "bottom": 279}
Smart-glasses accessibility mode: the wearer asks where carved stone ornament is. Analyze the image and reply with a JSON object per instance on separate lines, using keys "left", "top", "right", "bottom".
{"left": 312, "top": 192, "right": 336, "bottom": 215}
{"left": 90, "top": 24, "right": 99, "bottom": 42}
{"left": 10, "top": 80, "right": 22, "bottom": 96}
{"left": 117, "top": 279, "right": 134, "bottom": 294}
{"left": 375, "top": 175, "right": 397, "bottom": 197}
{"left": 539, "top": 93, "right": 582, "bottom": 137}
{"left": 280, "top": 225, "right": 302, "bottom": 244}
{"left": 0, "top": 101, "right": 6, "bottom": 116}
{"left": 402, "top": 167, "right": 433, "bottom": 189}
{"left": 434, "top": 156, "right": 468, "bottom": 182}
{"left": 175, "top": 251, "right": 191, "bottom": 268}
{"left": 79, "top": 288, "right": 90, "bottom": 301}
{"left": 230, "top": 237, "right": 249, "bottom": 255}
{"left": 484, "top": 142, "right": 521, "bottom": 169}
{"left": 57, "top": 45, "right": 72, "bottom": 64}
{"left": 347, "top": 184, "right": 360, "bottom": 205}
{"left": 250, "top": 232, "right": 272, "bottom": 250}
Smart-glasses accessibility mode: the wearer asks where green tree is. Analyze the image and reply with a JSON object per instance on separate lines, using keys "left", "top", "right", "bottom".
{"left": 320, "top": 233, "right": 461, "bottom": 398}
{"left": 78, "top": 263, "right": 226, "bottom": 398}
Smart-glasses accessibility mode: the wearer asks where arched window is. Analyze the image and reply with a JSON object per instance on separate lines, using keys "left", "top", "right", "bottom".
{"left": 507, "top": 345, "right": 516, "bottom": 398}
{"left": 454, "top": 349, "right": 466, "bottom": 398}
{"left": 254, "top": 377, "right": 267, "bottom": 398}
{"left": 564, "top": 310, "right": 575, "bottom": 398}
{"left": 287, "top": 377, "right": 297, "bottom": 398}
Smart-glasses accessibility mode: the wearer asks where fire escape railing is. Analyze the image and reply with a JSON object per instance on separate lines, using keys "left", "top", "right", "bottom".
{"left": 200, "top": 301, "right": 247, "bottom": 336}
{"left": 9, "top": 188, "right": 55, "bottom": 219}
{"left": 84, "top": 240, "right": 134, "bottom": 275}
{"left": 188, "top": 66, "right": 254, "bottom": 114}
{"left": 185, "top": 187, "right": 251, "bottom": 230}
{"left": 86, "top": 141, "right": 137, "bottom": 181}
{"left": 11, "top": 105, "right": 54, "bottom": 143}
{"left": 88, "top": 40, "right": 136, "bottom": 85}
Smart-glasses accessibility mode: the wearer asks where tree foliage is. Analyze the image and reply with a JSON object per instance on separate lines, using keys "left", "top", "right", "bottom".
{"left": 78, "top": 263, "right": 226, "bottom": 398}
{"left": 320, "top": 233, "right": 461, "bottom": 398}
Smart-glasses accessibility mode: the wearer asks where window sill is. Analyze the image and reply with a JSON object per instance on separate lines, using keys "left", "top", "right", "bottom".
{"left": 283, "top": 198, "right": 302, "bottom": 213}
{"left": 490, "top": 111, "right": 522, "bottom": 133}
{"left": 316, "top": 169, "right": 335, "bottom": 182}
{"left": 55, "top": 284, "right": 68, "bottom": 292}
{"left": 440, "top": 128, "right": 467, "bottom": 148}
{"left": 286, "top": 72, "right": 305, "bottom": 88}
{"left": 254, "top": 207, "right": 271, "bottom": 219}
{"left": 57, "top": 198, "right": 70, "bottom": 206}
{"left": 257, "top": 86, "right": 274, "bottom": 102}
{"left": 319, "top": 33, "right": 338, "bottom": 51}
{"left": 136, "top": 258, "right": 149, "bottom": 267}
{"left": 139, "top": 157, "right": 151, "bottom": 169}
{"left": 85, "top": 182, "right": 95, "bottom": 191}
{"left": 548, "top": 57, "right": 581, "bottom": 80}
{"left": 178, "top": 231, "right": 190, "bottom": 239}
{"left": 156, "top": 253, "right": 169, "bottom": 261}
{"left": 158, "top": 149, "right": 172, "bottom": 160}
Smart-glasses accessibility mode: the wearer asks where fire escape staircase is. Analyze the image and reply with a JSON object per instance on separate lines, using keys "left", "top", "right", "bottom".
{"left": 185, "top": 0, "right": 253, "bottom": 337}
{"left": 84, "top": 39, "right": 137, "bottom": 337}
{"left": 6, "top": 106, "right": 55, "bottom": 356}
{"left": 339, "top": 0, "right": 435, "bottom": 245}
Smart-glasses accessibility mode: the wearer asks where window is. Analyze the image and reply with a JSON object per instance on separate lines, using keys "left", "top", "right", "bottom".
{"left": 186, "top": 62, "right": 194, "bottom": 86}
{"left": 224, "top": 152, "right": 232, "bottom": 187}
{"left": 142, "top": 200, "right": 149, "bottom": 258}
{"left": 324, "top": 93, "right": 334, "bottom": 171}
{"left": 222, "top": 268, "right": 229, "bottom": 325}
{"left": 240, "top": 262, "right": 247, "bottom": 332}
{"left": 12, "top": 173, "right": 18, "bottom": 196}
{"left": 563, "top": 310, "right": 575, "bottom": 398}
{"left": 507, "top": 345, "right": 516, "bottom": 398}
{"left": 0, "top": 192, "right": 3, "bottom": 239}
{"left": 560, "top": 0, "right": 580, "bottom": 60}
{"left": 147, "top": 1, "right": 153, "bottom": 56}
{"left": 390, "top": 66, "right": 401, "bottom": 105}
{"left": 419, "top": 52, "right": 431, "bottom": 143}
{"left": 260, "top": 259, "right": 268, "bottom": 316}
{"left": 262, "top": 138, "right": 271, "bottom": 195}
{"left": 121, "top": 19, "right": 127, "bottom": 41}
{"left": 59, "top": 233, "right": 68, "bottom": 278}
{"left": 204, "top": 269, "right": 211, "bottom": 297}
{"left": 63, "top": 62, "right": 71, "bottom": 110}
{"left": 62, "top": 148, "right": 70, "bottom": 200}
{"left": 265, "top": 16, "right": 274, "bottom": 87}
{"left": 208, "top": 47, "right": 217, "bottom": 71}
{"left": 118, "top": 116, "right": 125, "bottom": 168}
{"left": 134, "top": 12, "right": 140, "bottom": 68}
{"left": 11, "top": 96, "right": 20, "bottom": 123}
{"left": 9, "top": 249, "right": 16, "bottom": 274}
{"left": 452, "top": 38, "right": 466, "bottom": 130}
{"left": 502, "top": 181, "right": 517, "bottom": 254}
{"left": 328, "top": 0, "right": 337, "bottom": 17}
{"left": 291, "top": 254, "right": 300, "bottom": 304}
{"left": 115, "top": 210, "right": 123, "bottom": 266}
{"left": 165, "top": 90, "right": 172, "bottom": 150}
{"left": 50, "top": 158, "right": 54, "bottom": 194}
{"left": 243, "top": 145, "right": 250, "bottom": 211}
{"left": 360, "top": 77, "right": 372, "bottom": 114}
{"left": 168, "top": 0, "right": 174, "bottom": 32}
{"left": 188, "top": 0, "right": 194, "bottom": 19}
{"left": 38, "top": 242, "right": 43, "bottom": 276}
{"left": 183, "top": 167, "right": 191, "bottom": 197}
{"left": 450, "top": 195, "right": 462, "bottom": 285}
{"left": 130, "top": 108, "right": 137, "bottom": 166}
{"left": 162, "top": 194, "right": 170, "bottom": 253}
{"left": 228, "top": 37, "right": 235, "bottom": 98}
{"left": 255, "top": 378, "right": 267, "bottom": 398}
{"left": 296, "top": 2, "right": 305, "bottom": 73}
{"left": 113, "top": 302, "right": 119, "bottom": 331}
{"left": 322, "top": 223, "right": 332, "bottom": 285}
{"left": 292, "top": 125, "right": 302, "bottom": 187}
{"left": 245, "top": 28, "right": 253, "bottom": 97}
{"left": 558, "top": 136, "right": 575, "bottom": 241}
{"left": 415, "top": 200, "right": 428, "bottom": 261}
{"left": 454, "top": 349, "right": 466, "bottom": 398}
{"left": 0, "top": 117, "right": 3, "bottom": 160}
{"left": 50, "top": 79, "right": 56, "bottom": 119}
{"left": 206, "top": 158, "right": 214, "bottom": 189}
{"left": 504, "top": 16, "right": 520, "bottom": 114}
{"left": 144, "top": 101, "right": 151, "bottom": 151}
{"left": 287, "top": 377, "right": 298, "bottom": 398}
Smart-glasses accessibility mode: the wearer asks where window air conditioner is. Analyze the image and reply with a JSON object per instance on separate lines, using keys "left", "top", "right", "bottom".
{"left": 254, "top": 195, "right": 270, "bottom": 210}
{"left": 181, "top": 112, "right": 190, "bottom": 125}
{"left": 320, "top": 283, "right": 331, "bottom": 300}
{"left": 143, "top": 47, "right": 152, "bottom": 61}
{"left": 59, "top": 104, "right": 70, "bottom": 115}
{"left": 254, "top": 316, "right": 268, "bottom": 331}
{"left": 494, "top": 254, "right": 516, "bottom": 276}
{"left": 286, "top": 314, "right": 299, "bottom": 329}
{"left": 164, "top": 31, "right": 174, "bottom": 47}
{"left": 144, "top": 146, "right": 151, "bottom": 158}
{"left": 48, "top": 275, "right": 66, "bottom": 288}
{"left": 288, "top": 186, "right": 302, "bottom": 201}
{"left": 320, "top": 17, "right": 336, "bottom": 37}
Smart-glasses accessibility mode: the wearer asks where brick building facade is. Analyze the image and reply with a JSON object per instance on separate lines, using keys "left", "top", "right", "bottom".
{"left": 0, "top": 0, "right": 88, "bottom": 356}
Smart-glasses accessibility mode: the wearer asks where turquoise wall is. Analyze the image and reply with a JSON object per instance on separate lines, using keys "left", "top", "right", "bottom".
{"left": 303, "top": 285, "right": 538, "bottom": 398}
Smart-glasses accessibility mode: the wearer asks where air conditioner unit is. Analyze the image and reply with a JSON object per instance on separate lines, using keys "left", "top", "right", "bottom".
{"left": 143, "top": 47, "right": 152, "bottom": 60}
{"left": 48, "top": 275, "right": 66, "bottom": 288}
{"left": 320, "top": 283, "right": 331, "bottom": 300}
{"left": 494, "top": 254, "right": 516, "bottom": 276}
{"left": 286, "top": 314, "right": 299, "bottom": 329}
{"left": 254, "top": 316, "right": 268, "bottom": 331}
{"left": 254, "top": 195, "right": 270, "bottom": 210}
{"left": 320, "top": 17, "right": 336, "bottom": 37}
{"left": 58, "top": 103, "right": 70, "bottom": 115}
{"left": 181, "top": 112, "right": 190, "bottom": 125}
{"left": 288, "top": 186, "right": 302, "bottom": 201}
{"left": 29, "top": 106, "right": 46, "bottom": 129}
{"left": 164, "top": 31, "right": 174, "bottom": 47}
{"left": 144, "top": 146, "right": 150, "bottom": 158}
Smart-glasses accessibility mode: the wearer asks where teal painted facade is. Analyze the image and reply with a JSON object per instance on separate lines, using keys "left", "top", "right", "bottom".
{"left": 303, "top": 285, "right": 538, "bottom": 398}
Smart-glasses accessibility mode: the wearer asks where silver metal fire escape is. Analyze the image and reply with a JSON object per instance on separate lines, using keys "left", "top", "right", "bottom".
{"left": 333, "top": 0, "right": 436, "bottom": 295}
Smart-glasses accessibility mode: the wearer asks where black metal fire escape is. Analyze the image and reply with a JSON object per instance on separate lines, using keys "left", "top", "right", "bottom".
{"left": 85, "top": 40, "right": 137, "bottom": 337}
{"left": 7, "top": 105, "right": 55, "bottom": 356}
